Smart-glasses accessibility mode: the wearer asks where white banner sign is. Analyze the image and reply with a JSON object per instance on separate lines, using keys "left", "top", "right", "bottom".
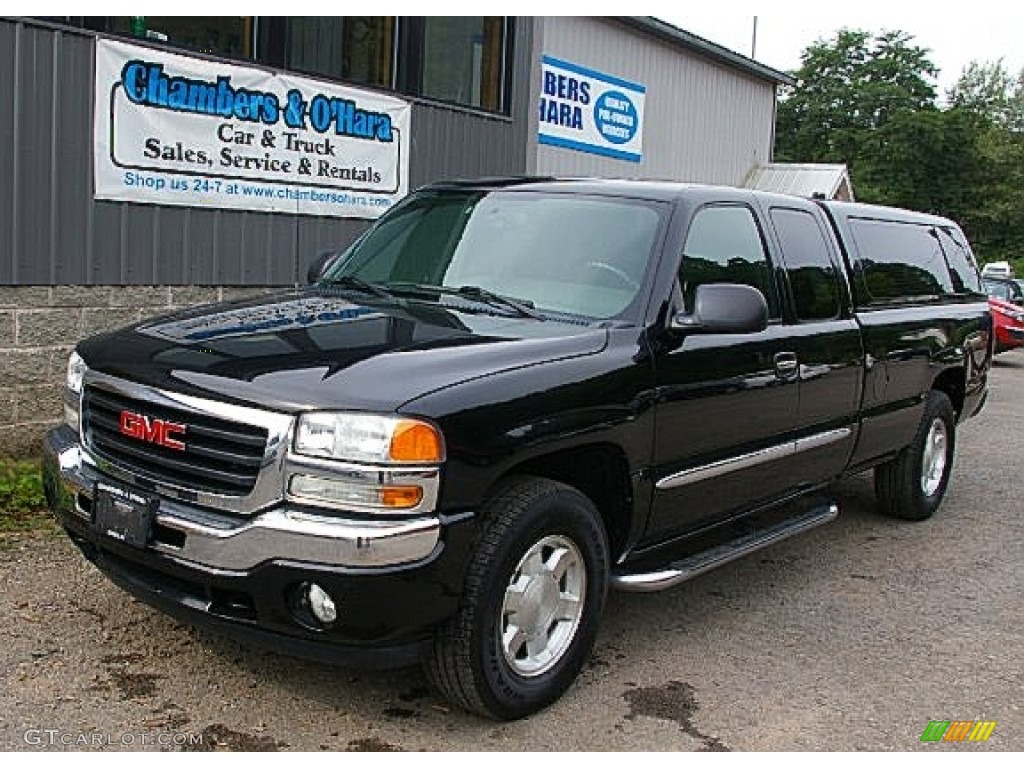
{"left": 94, "top": 40, "right": 411, "bottom": 218}
{"left": 538, "top": 55, "right": 645, "bottom": 163}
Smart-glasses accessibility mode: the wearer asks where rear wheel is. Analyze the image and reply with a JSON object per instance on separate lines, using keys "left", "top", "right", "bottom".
{"left": 875, "top": 390, "right": 956, "bottom": 521}
{"left": 424, "top": 476, "right": 609, "bottom": 720}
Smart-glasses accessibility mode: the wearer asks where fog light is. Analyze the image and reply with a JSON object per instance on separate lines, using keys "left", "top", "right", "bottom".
{"left": 306, "top": 582, "right": 337, "bottom": 625}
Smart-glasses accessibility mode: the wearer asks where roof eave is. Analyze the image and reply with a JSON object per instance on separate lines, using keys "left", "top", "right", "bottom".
{"left": 615, "top": 16, "right": 796, "bottom": 87}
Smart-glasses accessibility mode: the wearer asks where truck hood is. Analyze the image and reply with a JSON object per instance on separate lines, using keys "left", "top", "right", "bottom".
{"left": 77, "top": 289, "right": 609, "bottom": 413}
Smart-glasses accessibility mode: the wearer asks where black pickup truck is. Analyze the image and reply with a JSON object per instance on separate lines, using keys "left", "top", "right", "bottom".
{"left": 43, "top": 179, "right": 992, "bottom": 719}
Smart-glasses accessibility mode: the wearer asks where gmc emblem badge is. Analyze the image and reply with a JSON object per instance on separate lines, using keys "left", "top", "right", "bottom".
{"left": 118, "top": 410, "right": 187, "bottom": 451}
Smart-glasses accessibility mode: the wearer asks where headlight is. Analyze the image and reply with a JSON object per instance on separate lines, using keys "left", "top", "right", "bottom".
{"left": 294, "top": 413, "right": 444, "bottom": 464}
{"left": 66, "top": 351, "right": 88, "bottom": 396}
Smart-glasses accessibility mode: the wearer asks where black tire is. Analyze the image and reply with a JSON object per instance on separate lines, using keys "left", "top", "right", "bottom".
{"left": 424, "top": 476, "right": 609, "bottom": 720}
{"left": 874, "top": 390, "right": 956, "bottom": 521}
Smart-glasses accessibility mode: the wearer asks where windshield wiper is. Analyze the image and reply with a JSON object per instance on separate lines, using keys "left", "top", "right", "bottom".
{"left": 321, "top": 275, "right": 392, "bottom": 299}
{"left": 454, "top": 285, "right": 546, "bottom": 320}
{"left": 386, "top": 283, "right": 545, "bottom": 320}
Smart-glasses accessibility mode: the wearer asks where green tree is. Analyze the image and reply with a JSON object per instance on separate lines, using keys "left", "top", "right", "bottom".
{"left": 948, "top": 61, "right": 1024, "bottom": 266}
{"left": 948, "top": 60, "right": 1024, "bottom": 131}
{"left": 855, "top": 106, "right": 987, "bottom": 219}
{"left": 776, "top": 29, "right": 995, "bottom": 250}
{"left": 776, "top": 31, "right": 1024, "bottom": 265}
{"left": 776, "top": 29, "right": 939, "bottom": 170}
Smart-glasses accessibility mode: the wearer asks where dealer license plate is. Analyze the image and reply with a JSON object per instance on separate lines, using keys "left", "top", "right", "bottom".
{"left": 92, "top": 482, "right": 157, "bottom": 550}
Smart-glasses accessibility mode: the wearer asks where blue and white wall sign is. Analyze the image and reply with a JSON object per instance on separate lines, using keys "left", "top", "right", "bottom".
{"left": 538, "top": 55, "right": 645, "bottom": 163}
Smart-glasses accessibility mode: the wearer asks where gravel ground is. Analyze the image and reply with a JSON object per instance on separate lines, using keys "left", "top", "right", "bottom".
{"left": 2, "top": 357, "right": 1022, "bottom": 751}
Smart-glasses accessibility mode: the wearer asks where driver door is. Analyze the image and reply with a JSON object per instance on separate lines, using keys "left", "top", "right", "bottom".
{"left": 645, "top": 203, "right": 801, "bottom": 543}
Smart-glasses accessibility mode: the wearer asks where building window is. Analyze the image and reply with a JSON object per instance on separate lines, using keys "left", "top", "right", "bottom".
{"left": 286, "top": 17, "right": 395, "bottom": 89}
{"left": 109, "top": 17, "right": 254, "bottom": 59}
{"left": 420, "top": 17, "right": 505, "bottom": 111}
{"left": 78, "top": 16, "right": 512, "bottom": 114}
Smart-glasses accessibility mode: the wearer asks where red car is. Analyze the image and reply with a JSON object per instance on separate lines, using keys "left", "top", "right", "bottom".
{"left": 989, "top": 295, "right": 1024, "bottom": 353}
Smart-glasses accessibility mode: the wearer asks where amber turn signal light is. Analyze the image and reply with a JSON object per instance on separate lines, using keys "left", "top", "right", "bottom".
{"left": 389, "top": 420, "right": 444, "bottom": 463}
{"left": 380, "top": 486, "right": 425, "bottom": 508}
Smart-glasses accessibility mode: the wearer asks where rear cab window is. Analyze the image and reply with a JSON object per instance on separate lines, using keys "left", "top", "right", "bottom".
{"left": 848, "top": 218, "right": 955, "bottom": 302}
{"left": 936, "top": 227, "right": 983, "bottom": 295}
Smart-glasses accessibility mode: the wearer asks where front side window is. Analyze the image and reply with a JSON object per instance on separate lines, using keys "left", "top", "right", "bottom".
{"left": 420, "top": 17, "right": 505, "bottom": 111}
{"left": 327, "top": 190, "right": 664, "bottom": 321}
{"left": 680, "top": 206, "right": 779, "bottom": 317}
{"left": 286, "top": 17, "right": 394, "bottom": 89}
{"left": 770, "top": 208, "right": 841, "bottom": 321}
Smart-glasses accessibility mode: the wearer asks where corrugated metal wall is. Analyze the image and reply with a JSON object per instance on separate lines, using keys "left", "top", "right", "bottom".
{"left": 533, "top": 17, "right": 776, "bottom": 186}
{"left": 0, "top": 17, "right": 533, "bottom": 286}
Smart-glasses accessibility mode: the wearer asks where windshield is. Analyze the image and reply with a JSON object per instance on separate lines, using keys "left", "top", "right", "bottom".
{"left": 984, "top": 278, "right": 1023, "bottom": 303}
{"left": 324, "top": 190, "right": 664, "bottom": 320}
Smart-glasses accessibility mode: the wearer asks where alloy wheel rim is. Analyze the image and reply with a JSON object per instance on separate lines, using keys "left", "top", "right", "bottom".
{"left": 920, "top": 417, "right": 948, "bottom": 497}
{"left": 499, "top": 535, "right": 586, "bottom": 677}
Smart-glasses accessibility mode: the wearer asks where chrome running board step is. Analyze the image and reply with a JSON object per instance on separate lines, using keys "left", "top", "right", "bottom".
{"left": 611, "top": 503, "right": 839, "bottom": 592}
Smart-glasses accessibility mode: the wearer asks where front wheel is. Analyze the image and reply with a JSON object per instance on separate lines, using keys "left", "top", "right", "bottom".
{"left": 875, "top": 390, "right": 956, "bottom": 521}
{"left": 424, "top": 477, "right": 609, "bottom": 720}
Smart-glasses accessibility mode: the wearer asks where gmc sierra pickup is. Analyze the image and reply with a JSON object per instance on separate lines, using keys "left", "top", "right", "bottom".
{"left": 43, "top": 179, "right": 992, "bottom": 719}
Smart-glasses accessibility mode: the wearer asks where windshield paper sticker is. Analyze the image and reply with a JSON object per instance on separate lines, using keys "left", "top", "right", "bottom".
{"left": 94, "top": 39, "right": 411, "bottom": 218}
{"left": 538, "top": 55, "right": 645, "bottom": 163}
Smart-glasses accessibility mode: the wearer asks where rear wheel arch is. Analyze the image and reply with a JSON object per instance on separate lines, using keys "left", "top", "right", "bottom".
{"left": 931, "top": 366, "right": 966, "bottom": 418}
{"left": 875, "top": 389, "right": 956, "bottom": 521}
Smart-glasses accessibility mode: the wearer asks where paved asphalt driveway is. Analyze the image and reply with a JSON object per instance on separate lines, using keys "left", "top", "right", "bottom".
{"left": 2, "top": 357, "right": 1022, "bottom": 751}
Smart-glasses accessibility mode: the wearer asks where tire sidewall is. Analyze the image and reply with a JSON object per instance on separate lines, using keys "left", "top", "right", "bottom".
{"left": 473, "top": 486, "right": 609, "bottom": 719}
{"left": 913, "top": 392, "right": 957, "bottom": 516}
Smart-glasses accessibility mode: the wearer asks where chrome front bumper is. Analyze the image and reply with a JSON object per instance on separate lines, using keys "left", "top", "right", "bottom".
{"left": 43, "top": 426, "right": 441, "bottom": 571}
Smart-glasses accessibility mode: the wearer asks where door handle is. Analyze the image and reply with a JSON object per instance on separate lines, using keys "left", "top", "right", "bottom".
{"left": 774, "top": 352, "right": 798, "bottom": 379}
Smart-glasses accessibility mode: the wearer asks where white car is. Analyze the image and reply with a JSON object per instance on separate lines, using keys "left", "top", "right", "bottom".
{"left": 982, "top": 261, "right": 1014, "bottom": 278}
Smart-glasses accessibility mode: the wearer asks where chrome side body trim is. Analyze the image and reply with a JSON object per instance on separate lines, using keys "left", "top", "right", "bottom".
{"left": 655, "top": 428, "right": 852, "bottom": 490}
{"left": 793, "top": 428, "right": 852, "bottom": 453}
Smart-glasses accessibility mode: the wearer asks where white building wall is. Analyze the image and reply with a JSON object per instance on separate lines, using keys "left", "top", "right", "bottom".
{"left": 533, "top": 17, "right": 777, "bottom": 186}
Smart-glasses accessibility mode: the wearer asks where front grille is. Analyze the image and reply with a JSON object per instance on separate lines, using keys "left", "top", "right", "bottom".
{"left": 83, "top": 385, "right": 269, "bottom": 495}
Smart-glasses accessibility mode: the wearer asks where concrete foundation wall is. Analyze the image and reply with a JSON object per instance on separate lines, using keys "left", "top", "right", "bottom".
{"left": 0, "top": 285, "right": 273, "bottom": 457}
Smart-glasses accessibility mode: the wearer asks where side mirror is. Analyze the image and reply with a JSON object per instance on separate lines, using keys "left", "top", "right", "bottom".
{"left": 670, "top": 283, "right": 768, "bottom": 335}
{"left": 306, "top": 250, "right": 340, "bottom": 285}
